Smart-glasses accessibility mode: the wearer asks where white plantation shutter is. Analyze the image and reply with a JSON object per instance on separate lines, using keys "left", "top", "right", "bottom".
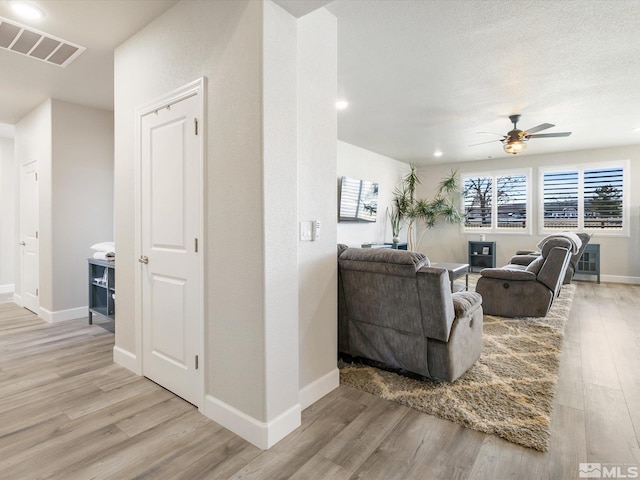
{"left": 540, "top": 162, "right": 627, "bottom": 234}
{"left": 463, "top": 172, "right": 529, "bottom": 231}
{"left": 464, "top": 176, "right": 492, "bottom": 228}
{"left": 497, "top": 174, "right": 527, "bottom": 229}
{"left": 543, "top": 170, "right": 579, "bottom": 229}
{"left": 583, "top": 167, "right": 623, "bottom": 229}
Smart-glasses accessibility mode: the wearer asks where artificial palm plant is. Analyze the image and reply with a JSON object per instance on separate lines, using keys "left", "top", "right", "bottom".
{"left": 392, "top": 164, "right": 462, "bottom": 250}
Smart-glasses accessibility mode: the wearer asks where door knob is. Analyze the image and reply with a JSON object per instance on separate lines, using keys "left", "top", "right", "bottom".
{"left": 19, "top": 241, "right": 25, "bottom": 246}
{"left": 138, "top": 256, "right": 149, "bottom": 264}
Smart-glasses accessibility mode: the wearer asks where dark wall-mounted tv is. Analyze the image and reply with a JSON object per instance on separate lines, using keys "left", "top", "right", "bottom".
{"left": 339, "top": 176, "right": 379, "bottom": 222}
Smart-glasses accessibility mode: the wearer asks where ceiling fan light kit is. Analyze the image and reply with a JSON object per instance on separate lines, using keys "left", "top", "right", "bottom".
{"left": 471, "top": 114, "right": 572, "bottom": 155}
{"left": 503, "top": 139, "right": 527, "bottom": 154}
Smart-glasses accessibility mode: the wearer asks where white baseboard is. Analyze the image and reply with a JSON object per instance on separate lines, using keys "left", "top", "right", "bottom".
{"left": 599, "top": 275, "right": 640, "bottom": 285}
{"left": 113, "top": 346, "right": 140, "bottom": 374}
{"left": 299, "top": 367, "right": 340, "bottom": 410}
{"left": 39, "top": 306, "right": 88, "bottom": 323}
{"left": 12, "top": 293, "right": 22, "bottom": 306}
{"left": 0, "top": 284, "right": 15, "bottom": 294}
{"left": 204, "top": 394, "right": 301, "bottom": 450}
{"left": 574, "top": 274, "right": 640, "bottom": 285}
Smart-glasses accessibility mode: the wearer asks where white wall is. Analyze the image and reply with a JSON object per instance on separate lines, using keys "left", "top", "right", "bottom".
{"left": 115, "top": 0, "right": 267, "bottom": 424}
{"left": 263, "top": 0, "right": 300, "bottom": 428}
{"left": 416, "top": 145, "right": 640, "bottom": 282}
{"left": 114, "top": 0, "right": 336, "bottom": 449}
{"left": 14, "top": 99, "right": 114, "bottom": 319}
{"left": 50, "top": 100, "right": 114, "bottom": 312}
{"left": 297, "top": 7, "right": 338, "bottom": 409}
{"left": 337, "top": 141, "right": 409, "bottom": 247}
{"left": 0, "top": 137, "right": 15, "bottom": 292}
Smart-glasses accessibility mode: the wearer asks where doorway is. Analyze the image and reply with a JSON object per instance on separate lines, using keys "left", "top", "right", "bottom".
{"left": 136, "top": 79, "right": 205, "bottom": 406}
{"left": 20, "top": 159, "right": 38, "bottom": 314}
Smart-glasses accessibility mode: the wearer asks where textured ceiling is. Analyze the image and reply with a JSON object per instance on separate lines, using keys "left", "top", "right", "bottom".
{"left": 1, "top": 0, "right": 639, "bottom": 165}
{"left": 0, "top": 0, "right": 177, "bottom": 125}
{"left": 325, "top": 0, "right": 640, "bottom": 164}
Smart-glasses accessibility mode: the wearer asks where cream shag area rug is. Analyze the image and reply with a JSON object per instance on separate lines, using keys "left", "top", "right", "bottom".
{"left": 339, "top": 282, "right": 576, "bottom": 452}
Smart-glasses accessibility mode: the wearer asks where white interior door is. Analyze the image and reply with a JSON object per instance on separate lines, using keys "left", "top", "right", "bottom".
{"left": 140, "top": 92, "right": 202, "bottom": 406}
{"left": 20, "top": 160, "right": 38, "bottom": 313}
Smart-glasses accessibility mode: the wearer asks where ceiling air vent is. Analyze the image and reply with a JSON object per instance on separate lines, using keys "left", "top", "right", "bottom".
{"left": 0, "top": 16, "right": 85, "bottom": 67}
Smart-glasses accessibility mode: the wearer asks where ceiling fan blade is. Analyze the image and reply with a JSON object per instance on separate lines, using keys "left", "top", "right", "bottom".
{"left": 524, "top": 123, "right": 554, "bottom": 134}
{"left": 476, "top": 131, "right": 503, "bottom": 136}
{"left": 468, "top": 139, "right": 502, "bottom": 146}
{"left": 526, "top": 132, "right": 572, "bottom": 138}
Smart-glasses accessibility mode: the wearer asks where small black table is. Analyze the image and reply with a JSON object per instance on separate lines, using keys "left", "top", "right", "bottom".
{"left": 432, "top": 262, "right": 469, "bottom": 292}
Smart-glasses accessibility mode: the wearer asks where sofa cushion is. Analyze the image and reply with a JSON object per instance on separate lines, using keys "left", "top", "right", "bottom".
{"left": 503, "top": 264, "right": 527, "bottom": 271}
{"left": 509, "top": 254, "right": 540, "bottom": 266}
{"left": 537, "top": 232, "right": 582, "bottom": 254}
{"left": 540, "top": 237, "right": 573, "bottom": 257}
{"left": 525, "top": 255, "right": 545, "bottom": 275}
{"left": 339, "top": 248, "right": 430, "bottom": 277}
{"left": 569, "top": 232, "right": 591, "bottom": 268}
{"left": 480, "top": 268, "right": 537, "bottom": 281}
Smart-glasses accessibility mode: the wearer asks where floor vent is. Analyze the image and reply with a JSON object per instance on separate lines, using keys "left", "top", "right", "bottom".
{"left": 0, "top": 16, "right": 85, "bottom": 67}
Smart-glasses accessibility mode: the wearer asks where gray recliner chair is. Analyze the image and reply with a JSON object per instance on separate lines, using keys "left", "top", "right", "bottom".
{"left": 514, "top": 233, "right": 590, "bottom": 284}
{"left": 337, "top": 245, "right": 483, "bottom": 382}
{"left": 475, "top": 237, "right": 573, "bottom": 318}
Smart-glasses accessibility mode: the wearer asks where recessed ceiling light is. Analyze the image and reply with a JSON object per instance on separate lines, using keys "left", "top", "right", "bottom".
{"left": 434, "top": 150, "right": 443, "bottom": 157}
{"left": 10, "top": 1, "right": 44, "bottom": 20}
{"left": 335, "top": 100, "right": 349, "bottom": 110}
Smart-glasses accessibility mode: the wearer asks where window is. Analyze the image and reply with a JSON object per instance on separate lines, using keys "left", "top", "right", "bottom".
{"left": 584, "top": 167, "right": 623, "bottom": 229}
{"left": 462, "top": 170, "right": 530, "bottom": 232}
{"left": 463, "top": 176, "right": 492, "bottom": 228}
{"left": 497, "top": 175, "right": 528, "bottom": 228}
{"left": 542, "top": 171, "right": 579, "bottom": 229}
{"left": 540, "top": 161, "right": 628, "bottom": 235}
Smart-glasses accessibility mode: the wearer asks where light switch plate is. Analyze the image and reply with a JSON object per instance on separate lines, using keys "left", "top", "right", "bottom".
{"left": 300, "top": 221, "right": 313, "bottom": 241}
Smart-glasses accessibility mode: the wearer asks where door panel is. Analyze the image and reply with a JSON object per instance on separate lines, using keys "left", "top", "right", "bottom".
{"left": 150, "top": 119, "right": 186, "bottom": 249}
{"left": 150, "top": 274, "right": 187, "bottom": 367}
{"left": 141, "top": 93, "right": 202, "bottom": 406}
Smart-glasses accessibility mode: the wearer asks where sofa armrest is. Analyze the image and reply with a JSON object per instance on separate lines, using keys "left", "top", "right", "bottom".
{"left": 537, "top": 246, "right": 571, "bottom": 292}
{"left": 509, "top": 254, "right": 540, "bottom": 266}
{"left": 480, "top": 268, "right": 537, "bottom": 281}
{"left": 452, "top": 291, "right": 482, "bottom": 318}
{"left": 427, "top": 296, "right": 483, "bottom": 381}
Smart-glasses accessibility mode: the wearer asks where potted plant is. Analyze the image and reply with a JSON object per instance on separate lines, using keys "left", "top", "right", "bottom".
{"left": 387, "top": 206, "right": 402, "bottom": 244}
{"left": 393, "top": 164, "right": 462, "bottom": 250}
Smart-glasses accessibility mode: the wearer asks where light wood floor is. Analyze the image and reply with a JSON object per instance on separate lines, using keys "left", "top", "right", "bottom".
{"left": 1, "top": 282, "right": 639, "bottom": 479}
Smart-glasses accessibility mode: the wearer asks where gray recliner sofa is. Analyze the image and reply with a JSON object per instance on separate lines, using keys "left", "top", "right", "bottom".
{"left": 475, "top": 237, "right": 573, "bottom": 318}
{"left": 514, "top": 232, "right": 591, "bottom": 284}
{"left": 337, "top": 245, "right": 483, "bottom": 382}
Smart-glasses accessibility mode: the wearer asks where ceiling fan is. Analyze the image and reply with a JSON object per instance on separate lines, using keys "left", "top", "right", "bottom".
{"left": 470, "top": 114, "right": 572, "bottom": 155}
